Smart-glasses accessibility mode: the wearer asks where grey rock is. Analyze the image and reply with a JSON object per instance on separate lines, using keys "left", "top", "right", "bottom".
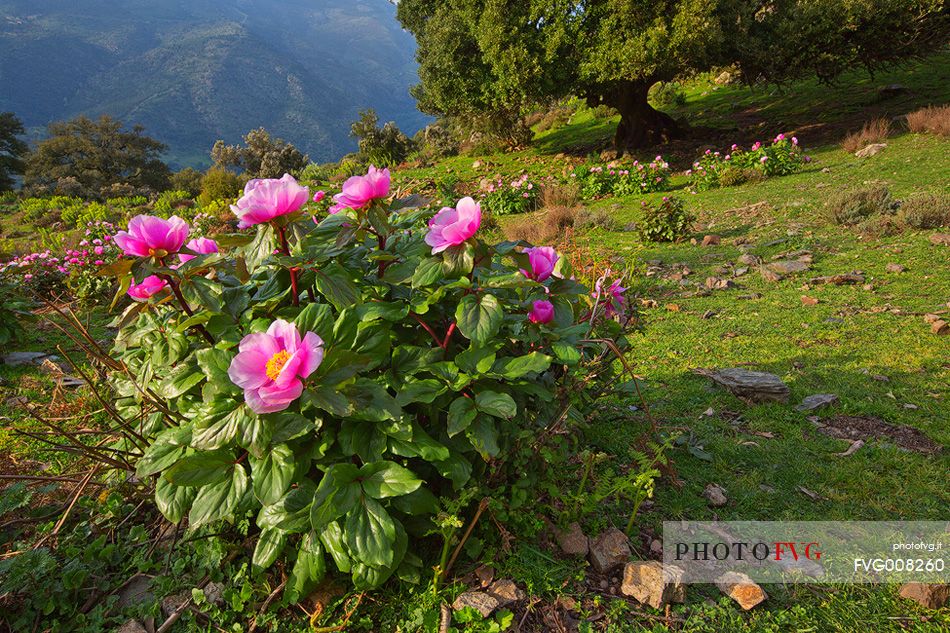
{"left": 621, "top": 561, "right": 686, "bottom": 609}
{"left": 2, "top": 352, "right": 58, "bottom": 367}
{"left": 161, "top": 592, "right": 190, "bottom": 619}
{"left": 760, "top": 268, "right": 783, "bottom": 283}
{"left": 555, "top": 522, "right": 589, "bottom": 557}
{"left": 486, "top": 579, "right": 525, "bottom": 607}
{"left": 589, "top": 528, "right": 631, "bottom": 574}
{"left": 453, "top": 591, "right": 500, "bottom": 618}
{"left": 734, "top": 267, "right": 749, "bottom": 277}
{"left": 855, "top": 143, "right": 887, "bottom": 158}
{"left": 696, "top": 368, "right": 791, "bottom": 403}
{"left": 796, "top": 394, "right": 839, "bottom": 412}
{"left": 738, "top": 253, "right": 761, "bottom": 266}
{"left": 115, "top": 620, "right": 148, "bottom": 633}
{"left": 809, "top": 273, "right": 864, "bottom": 285}
{"left": 117, "top": 576, "right": 153, "bottom": 609}
{"left": 767, "top": 260, "right": 809, "bottom": 275}
{"left": 885, "top": 263, "right": 906, "bottom": 273}
{"left": 704, "top": 483, "right": 728, "bottom": 507}
{"left": 202, "top": 581, "right": 225, "bottom": 606}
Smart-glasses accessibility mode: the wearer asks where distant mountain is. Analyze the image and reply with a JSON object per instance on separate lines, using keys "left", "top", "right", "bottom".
{"left": 0, "top": 0, "right": 428, "bottom": 169}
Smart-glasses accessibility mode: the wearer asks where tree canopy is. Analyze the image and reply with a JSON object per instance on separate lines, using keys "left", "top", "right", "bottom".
{"left": 24, "top": 115, "right": 170, "bottom": 198}
{"left": 397, "top": 0, "right": 950, "bottom": 151}
{"left": 211, "top": 128, "right": 309, "bottom": 179}
{"left": 0, "top": 112, "right": 28, "bottom": 192}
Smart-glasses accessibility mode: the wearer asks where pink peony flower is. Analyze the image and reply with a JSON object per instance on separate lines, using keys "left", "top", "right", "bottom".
{"left": 179, "top": 237, "right": 219, "bottom": 264}
{"left": 313, "top": 190, "right": 326, "bottom": 203}
{"left": 528, "top": 300, "right": 554, "bottom": 324}
{"left": 595, "top": 277, "right": 627, "bottom": 318}
{"left": 424, "top": 197, "right": 481, "bottom": 254}
{"left": 330, "top": 165, "right": 390, "bottom": 214}
{"left": 228, "top": 319, "right": 324, "bottom": 414}
{"left": 760, "top": 156, "right": 768, "bottom": 163}
{"left": 231, "top": 174, "right": 309, "bottom": 229}
{"left": 127, "top": 275, "right": 168, "bottom": 302}
{"left": 792, "top": 137, "right": 799, "bottom": 145}
{"left": 521, "top": 246, "right": 559, "bottom": 282}
{"left": 114, "top": 215, "right": 189, "bottom": 258}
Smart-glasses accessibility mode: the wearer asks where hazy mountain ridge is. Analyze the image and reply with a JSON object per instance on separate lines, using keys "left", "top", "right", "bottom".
{"left": 0, "top": 0, "right": 427, "bottom": 168}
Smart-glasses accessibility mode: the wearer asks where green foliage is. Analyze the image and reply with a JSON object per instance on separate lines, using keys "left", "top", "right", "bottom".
{"left": 0, "top": 111, "right": 28, "bottom": 192}
{"left": 61, "top": 201, "right": 109, "bottom": 229}
{"left": 103, "top": 187, "right": 632, "bottom": 598}
{"left": 153, "top": 190, "right": 193, "bottom": 214}
{"left": 170, "top": 167, "right": 204, "bottom": 197}
{"left": 451, "top": 607, "right": 514, "bottom": 632}
{"left": 0, "top": 279, "right": 30, "bottom": 345}
{"left": 198, "top": 168, "right": 244, "bottom": 207}
{"left": 573, "top": 158, "right": 671, "bottom": 199}
{"left": 24, "top": 115, "right": 170, "bottom": 198}
{"left": 351, "top": 109, "right": 415, "bottom": 167}
{"left": 639, "top": 196, "right": 694, "bottom": 242}
{"left": 413, "top": 122, "right": 460, "bottom": 162}
{"left": 825, "top": 185, "right": 897, "bottom": 226}
{"left": 212, "top": 128, "right": 309, "bottom": 179}
{"left": 896, "top": 192, "right": 950, "bottom": 229}
{"left": 649, "top": 81, "right": 687, "bottom": 108}
{"left": 480, "top": 175, "right": 538, "bottom": 216}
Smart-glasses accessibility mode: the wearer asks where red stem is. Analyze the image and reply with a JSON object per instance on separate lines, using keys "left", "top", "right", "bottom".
{"left": 410, "top": 312, "right": 444, "bottom": 349}
{"left": 442, "top": 322, "right": 456, "bottom": 350}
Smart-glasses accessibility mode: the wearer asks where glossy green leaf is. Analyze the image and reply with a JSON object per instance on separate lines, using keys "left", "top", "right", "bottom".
{"left": 455, "top": 294, "right": 502, "bottom": 346}
{"left": 252, "top": 528, "right": 287, "bottom": 572}
{"left": 250, "top": 444, "right": 295, "bottom": 505}
{"left": 359, "top": 461, "right": 423, "bottom": 499}
{"left": 474, "top": 390, "right": 517, "bottom": 419}
{"left": 345, "top": 496, "right": 396, "bottom": 568}
{"left": 447, "top": 397, "right": 477, "bottom": 437}
{"left": 188, "top": 463, "right": 248, "bottom": 528}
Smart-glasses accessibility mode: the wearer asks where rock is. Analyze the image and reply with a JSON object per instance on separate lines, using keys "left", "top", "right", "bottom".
{"left": 471, "top": 160, "right": 483, "bottom": 169}
{"left": 650, "top": 539, "right": 663, "bottom": 556}
{"left": 695, "top": 368, "right": 791, "bottom": 403}
{"left": 801, "top": 296, "right": 819, "bottom": 306}
{"left": 809, "top": 274, "right": 865, "bottom": 285}
{"left": 555, "top": 522, "right": 589, "bottom": 557}
{"left": 767, "top": 260, "right": 809, "bottom": 275}
{"left": 760, "top": 268, "right": 783, "bottom": 283}
{"left": 715, "top": 572, "right": 767, "bottom": 610}
{"left": 161, "top": 592, "right": 190, "bottom": 618}
{"left": 734, "top": 267, "right": 749, "bottom": 277}
{"left": 486, "top": 579, "right": 525, "bottom": 607}
{"left": 931, "top": 320, "right": 949, "bottom": 335}
{"left": 620, "top": 561, "right": 686, "bottom": 609}
{"left": 202, "top": 581, "right": 225, "bottom": 606}
{"left": 855, "top": 143, "right": 887, "bottom": 158}
{"left": 453, "top": 591, "right": 500, "bottom": 618}
{"left": 117, "top": 575, "right": 154, "bottom": 608}
{"left": 923, "top": 314, "right": 941, "bottom": 324}
{"left": 115, "top": 620, "right": 148, "bottom": 633}
{"left": 705, "top": 277, "right": 736, "bottom": 290}
{"left": 59, "top": 375, "right": 86, "bottom": 388}
{"left": 714, "top": 71, "right": 734, "bottom": 85}
{"left": 796, "top": 394, "right": 839, "bottom": 412}
{"left": 878, "top": 83, "right": 908, "bottom": 98}
{"left": 4, "top": 396, "right": 28, "bottom": 407}
{"left": 898, "top": 583, "right": 949, "bottom": 609}
{"left": 702, "top": 235, "right": 721, "bottom": 246}
{"left": 929, "top": 234, "right": 950, "bottom": 246}
{"left": 885, "top": 263, "right": 906, "bottom": 273}
{"left": 704, "top": 483, "right": 728, "bottom": 507}
{"left": 738, "top": 253, "right": 761, "bottom": 266}
{"left": 589, "top": 528, "right": 631, "bottom": 574}
{"left": 2, "top": 352, "right": 58, "bottom": 367}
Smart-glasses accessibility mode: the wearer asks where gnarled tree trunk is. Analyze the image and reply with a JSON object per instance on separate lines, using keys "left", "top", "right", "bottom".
{"left": 597, "top": 79, "right": 681, "bottom": 154}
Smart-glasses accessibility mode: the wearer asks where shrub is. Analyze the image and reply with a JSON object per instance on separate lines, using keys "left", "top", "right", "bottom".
{"left": 503, "top": 205, "right": 577, "bottom": 244}
{"left": 575, "top": 208, "right": 620, "bottom": 232}
{"left": 351, "top": 109, "right": 415, "bottom": 167}
{"left": 414, "top": 123, "right": 460, "bottom": 161}
{"left": 906, "top": 105, "right": 950, "bottom": 137}
{"left": 61, "top": 201, "right": 110, "bottom": 228}
{"left": 574, "top": 157, "right": 671, "bottom": 199}
{"left": 481, "top": 174, "right": 540, "bottom": 216}
{"left": 825, "top": 185, "right": 897, "bottom": 225}
{"left": 897, "top": 193, "right": 950, "bottom": 229}
{"left": 94, "top": 169, "right": 631, "bottom": 598}
{"left": 639, "top": 196, "right": 694, "bottom": 242}
{"left": 649, "top": 81, "right": 687, "bottom": 108}
{"left": 199, "top": 168, "right": 244, "bottom": 206}
{"left": 841, "top": 118, "right": 891, "bottom": 153}
{"left": 170, "top": 167, "right": 204, "bottom": 196}
{"left": 153, "top": 190, "right": 193, "bottom": 213}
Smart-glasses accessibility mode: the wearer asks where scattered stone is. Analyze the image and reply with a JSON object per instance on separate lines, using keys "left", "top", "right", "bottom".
{"left": 801, "top": 296, "right": 819, "bottom": 306}
{"left": 475, "top": 564, "right": 495, "bottom": 588}
{"left": 452, "top": 591, "right": 500, "bottom": 618}
{"left": 695, "top": 368, "right": 791, "bottom": 403}
{"left": 620, "top": 561, "right": 686, "bottom": 609}
{"left": 202, "top": 581, "right": 225, "bottom": 606}
{"left": 898, "top": 583, "right": 949, "bottom": 609}
{"left": 589, "top": 528, "right": 632, "bottom": 574}
{"left": 854, "top": 143, "right": 887, "bottom": 158}
{"left": 821, "top": 167, "right": 831, "bottom": 173}
{"left": 2, "top": 352, "right": 59, "bottom": 367}
{"left": 161, "top": 592, "right": 190, "bottom": 618}
{"left": 715, "top": 572, "right": 767, "bottom": 610}
{"left": 704, "top": 483, "right": 728, "bottom": 507}
{"left": 486, "top": 579, "right": 525, "bottom": 607}
{"left": 734, "top": 267, "right": 749, "bottom": 277}
{"left": 767, "top": 260, "right": 809, "bottom": 275}
{"left": 705, "top": 277, "right": 736, "bottom": 290}
{"left": 702, "top": 235, "right": 721, "bottom": 246}
{"left": 4, "top": 396, "right": 28, "bottom": 407}
{"left": 835, "top": 439, "right": 865, "bottom": 457}
{"left": 116, "top": 620, "right": 148, "bottom": 633}
{"left": 471, "top": 160, "right": 483, "bottom": 169}
{"left": 117, "top": 575, "right": 154, "bottom": 608}
{"left": 650, "top": 539, "right": 663, "bottom": 556}
{"left": 760, "top": 268, "right": 783, "bottom": 283}
{"left": 738, "top": 293, "right": 762, "bottom": 300}
{"left": 702, "top": 310, "right": 717, "bottom": 320}
{"left": 59, "top": 375, "right": 86, "bottom": 388}
{"left": 923, "top": 314, "right": 941, "bottom": 324}
{"left": 929, "top": 234, "right": 950, "bottom": 246}
{"left": 714, "top": 71, "right": 734, "bottom": 85}
{"left": 555, "top": 522, "right": 589, "bottom": 557}
{"left": 878, "top": 83, "right": 908, "bottom": 98}
{"left": 931, "top": 320, "right": 949, "bottom": 335}
{"left": 738, "top": 253, "right": 760, "bottom": 266}
{"left": 796, "top": 394, "right": 839, "bottom": 412}
{"left": 885, "top": 263, "right": 906, "bottom": 273}
{"left": 809, "top": 274, "right": 865, "bottom": 285}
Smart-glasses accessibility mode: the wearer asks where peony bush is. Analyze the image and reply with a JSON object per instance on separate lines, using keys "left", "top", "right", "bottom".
{"left": 687, "top": 134, "right": 809, "bottom": 191}
{"left": 572, "top": 156, "right": 671, "bottom": 199}
{"left": 102, "top": 166, "right": 631, "bottom": 599}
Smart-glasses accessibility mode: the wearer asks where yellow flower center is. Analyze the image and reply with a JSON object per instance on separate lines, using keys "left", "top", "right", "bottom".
{"left": 265, "top": 350, "right": 291, "bottom": 381}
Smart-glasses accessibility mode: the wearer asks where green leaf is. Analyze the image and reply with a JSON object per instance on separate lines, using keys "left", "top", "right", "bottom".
{"left": 306, "top": 385, "right": 353, "bottom": 417}
{"left": 490, "top": 352, "right": 551, "bottom": 379}
{"left": 337, "top": 421, "right": 387, "bottom": 463}
{"left": 239, "top": 414, "right": 273, "bottom": 459}
{"left": 252, "top": 528, "right": 287, "bottom": 572}
{"left": 474, "top": 390, "right": 517, "bottom": 419}
{"left": 391, "top": 487, "right": 440, "bottom": 516}
{"left": 552, "top": 341, "right": 582, "bottom": 365}
{"left": 136, "top": 426, "right": 191, "bottom": 478}
{"left": 315, "top": 263, "right": 360, "bottom": 311}
{"left": 155, "top": 476, "right": 196, "bottom": 523}
{"left": 165, "top": 452, "right": 233, "bottom": 487}
{"left": 411, "top": 257, "right": 443, "bottom": 288}
{"left": 221, "top": 287, "right": 250, "bottom": 320}
{"left": 350, "top": 519, "right": 407, "bottom": 590}
{"left": 346, "top": 380, "right": 402, "bottom": 422}
{"left": 188, "top": 463, "right": 248, "bottom": 528}
{"left": 294, "top": 302, "right": 335, "bottom": 342}
{"left": 268, "top": 413, "right": 317, "bottom": 444}
{"left": 395, "top": 378, "right": 446, "bottom": 406}
{"left": 447, "top": 397, "right": 477, "bottom": 437}
{"left": 287, "top": 531, "right": 326, "bottom": 603}
{"left": 345, "top": 497, "right": 396, "bottom": 568}
{"left": 159, "top": 363, "right": 205, "bottom": 398}
{"left": 191, "top": 403, "right": 249, "bottom": 451}
{"left": 258, "top": 481, "right": 316, "bottom": 533}
{"left": 181, "top": 276, "right": 222, "bottom": 313}
{"left": 319, "top": 521, "right": 351, "bottom": 573}
{"left": 442, "top": 243, "right": 475, "bottom": 276}
{"left": 455, "top": 294, "right": 503, "bottom": 346}
{"left": 466, "top": 417, "right": 501, "bottom": 458}
{"left": 310, "top": 464, "right": 361, "bottom": 530}
{"left": 455, "top": 345, "right": 496, "bottom": 374}
{"left": 435, "top": 453, "right": 473, "bottom": 489}
{"left": 250, "top": 444, "right": 295, "bottom": 505}
{"left": 359, "top": 462, "right": 423, "bottom": 499}
{"left": 195, "top": 348, "right": 239, "bottom": 394}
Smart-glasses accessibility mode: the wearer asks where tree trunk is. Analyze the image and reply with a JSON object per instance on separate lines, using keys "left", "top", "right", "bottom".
{"left": 604, "top": 80, "right": 681, "bottom": 154}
